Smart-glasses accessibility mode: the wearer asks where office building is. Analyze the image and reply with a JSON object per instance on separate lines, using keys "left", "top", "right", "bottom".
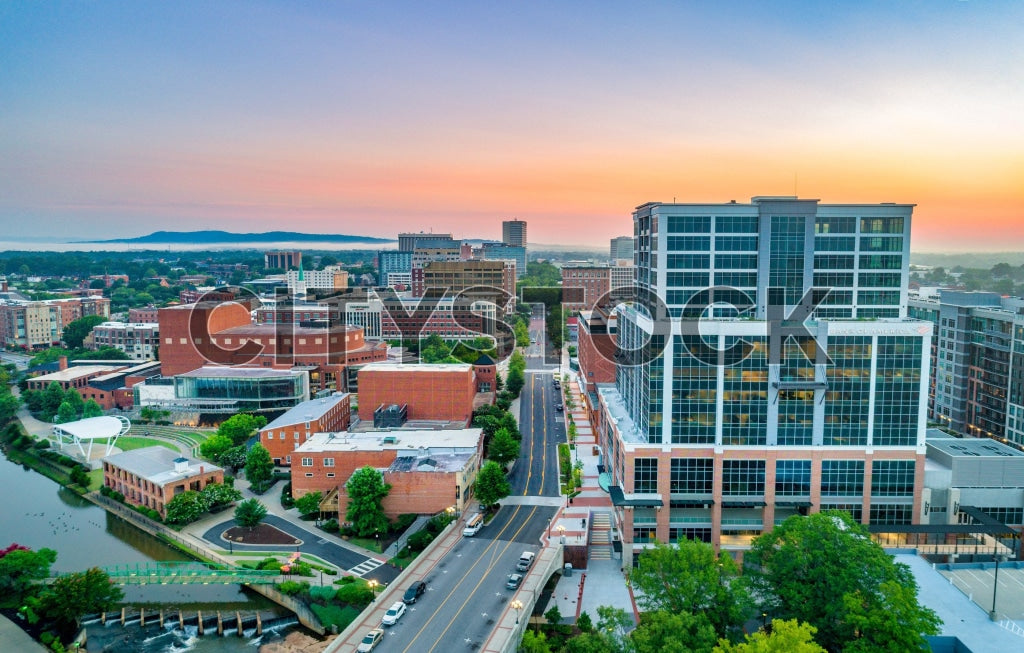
{"left": 596, "top": 197, "right": 927, "bottom": 564}
{"left": 399, "top": 232, "right": 456, "bottom": 252}
{"left": 502, "top": 220, "right": 527, "bottom": 248}
{"left": 480, "top": 242, "right": 527, "bottom": 279}
{"left": 378, "top": 250, "right": 413, "bottom": 287}
{"left": 258, "top": 393, "right": 352, "bottom": 465}
{"left": 413, "top": 260, "right": 515, "bottom": 309}
{"left": 103, "top": 447, "right": 224, "bottom": 518}
{"left": 265, "top": 251, "right": 302, "bottom": 270}
{"left": 610, "top": 236, "right": 634, "bottom": 261}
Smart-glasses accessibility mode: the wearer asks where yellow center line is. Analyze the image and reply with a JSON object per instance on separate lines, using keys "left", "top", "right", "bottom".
{"left": 540, "top": 374, "right": 547, "bottom": 495}
{"left": 422, "top": 505, "right": 540, "bottom": 653}
{"left": 523, "top": 374, "right": 535, "bottom": 495}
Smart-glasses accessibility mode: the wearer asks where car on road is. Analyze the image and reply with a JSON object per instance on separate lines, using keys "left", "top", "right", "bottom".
{"left": 516, "top": 551, "right": 536, "bottom": 571}
{"left": 381, "top": 601, "right": 406, "bottom": 626}
{"left": 554, "top": 403, "right": 563, "bottom": 411}
{"left": 506, "top": 573, "right": 523, "bottom": 590}
{"left": 357, "top": 628, "right": 384, "bottom": 652}
{"left": 403, "top": 580, "right": 427, "bottom": 604}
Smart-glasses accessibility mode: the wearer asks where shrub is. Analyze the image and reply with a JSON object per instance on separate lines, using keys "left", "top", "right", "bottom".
{"left": 319, "top": 518, "right": 339, "bottom": 533}
{"left": 308, "top": 585, "right": 337, "bottom": 602}
{"left": 337, "top": 575, "right": 357, "bottom": 584}
{"left": 257, "top": 557, "right": 281, "bottom": 571}
{"left": 397, "top": 546, "right": 410, "bottom": 559}
{"left": 407, "top": 530, "right": 434, "bottom": 552}
{"left": 309, "top": 603, "right": 359, "bottom": 630}
{"left": 391, "top": 513, "right": 417, "bottom": 533}
{"left": 280, "top": 482, "right": 294, "bottom": 509}
{"left": 99, "top": 486, "right": 111, "bottom": 497}
{"left": 32, "top": 439, "right": 50, "bottom": 449}
{"left": 335, "top": 581, "right": 373, "bottom": 606}
{"left": 276, "top": 580, "right": 309, "bottom": 596}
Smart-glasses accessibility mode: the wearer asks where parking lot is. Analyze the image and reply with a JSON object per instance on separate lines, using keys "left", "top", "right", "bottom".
{"left": 939, "top": 563, "right": 1024, "bottom": 620}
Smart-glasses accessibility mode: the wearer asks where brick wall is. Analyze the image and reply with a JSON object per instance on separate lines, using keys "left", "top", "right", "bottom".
{"left": 357, "top": 368, "right": 476, "bottom": 423}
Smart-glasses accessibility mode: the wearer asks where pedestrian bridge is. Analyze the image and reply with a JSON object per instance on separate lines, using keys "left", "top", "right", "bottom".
{"left": 100, "top": 562, "right": 280, "bottom": 585}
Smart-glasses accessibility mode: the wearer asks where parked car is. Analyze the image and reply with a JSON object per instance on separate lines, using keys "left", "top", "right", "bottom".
{"left": 516, "top": 551, "right": 536, "bottom": 571}
{"left": 506, "top": 573, "right": 523, "bottom": 590}
{"left": 555, "top": 403, "right": 563, "bottom": 411}
{"left": 403, "top": 580, "right": 427, "bottom": 604}
{"left": 356, "top": 628, "right": 384, "bottom": 652}
{"left": 381, "top": 601, "right": 407, "bottom": 626}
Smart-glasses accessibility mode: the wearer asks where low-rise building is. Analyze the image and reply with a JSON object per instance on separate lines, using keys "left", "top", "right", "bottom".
{"left": 356, "top": 363, "right": 478, "bottom": 424}
{"left": 102, "top": 446, "right": 224, "bottom": 518}
{"left": 258, "top": 393, "right": 353, "bottom": 465}
{"left": 290, "top": 427, "right": 483, "bottom": 517}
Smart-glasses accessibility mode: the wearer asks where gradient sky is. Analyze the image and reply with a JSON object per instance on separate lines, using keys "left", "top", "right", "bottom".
{"left": 1, "top": 1, "right": 1021, "bottom": 250}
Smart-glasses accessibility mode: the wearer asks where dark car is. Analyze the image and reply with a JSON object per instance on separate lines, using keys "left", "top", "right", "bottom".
{"left": 403, "top": 580, "right": 427, "bottom": 604}
{"left": 506, "top": 573, "right": 523, "bottom": 590}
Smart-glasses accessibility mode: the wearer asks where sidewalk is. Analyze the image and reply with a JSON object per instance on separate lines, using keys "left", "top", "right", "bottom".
{"left": 0, "top": 614, "right": 47, "bottom": 652}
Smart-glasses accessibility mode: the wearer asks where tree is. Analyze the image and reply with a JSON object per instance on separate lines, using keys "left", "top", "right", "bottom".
{"left": 56, "top": 400, "right": 78, "bottom": 424}
{"left": 82, "top": 398, "right": 103, "bottom": 418}
{"left": 629, "top": 539, "right": 750, "bottom": 638}
{"left": 199, "top": 433, "right": 235, "bottom": 462}
{"left": 576, "top": 610, "right": 594, "bottom": 632}
{"left": 295, "top": 490, "right": 323, "bottom": 517}
{"left": 561, "top": 632, "right": 621, "bottom": 653}
{"left": 62, "top": 315, "right": 106, "bottom": 349}
{"left": 39, "top": 568, "right": 124, "bottom": 636}
{"left": 345, "top": 466, "right": 391, "bottom": 537}
{"left": 234, "top": 498, "right": 268, "bottom": 529}
{"left": 42, "top": 381, "right": 65, "bottom": 418}
{"left": 0, "top": 393, "right": 20, "bottom": 424}
{"left": 219, "top": 445, "right": 248, "bottom": 470}
{"left": 745, "top": 512, "right": 941, "bottom": 653}
{"left": 201, "top": 482, "right": 242, "bottom": 509}
{"left": 840, "top": 580, "right": 942, "bottom": 653}
{"left": 245, "top": 443, "right": 274, "bottom": 490}
{"left": 520, "top": 629, "right": 554, "bottom": 653}
{"left": 487, "top": 427, "right": 520, "bottom": 465}
{"left": 473, "top": 460, "right": 511, "bottom": 508}
{"left": 0, "top": 545, "right": 57, "bottom": 599}
{"left": 63, "top": 387, "right": 84, "bottom": 415}
{"left": 714, "top": 619, "right": 825, "bottom": 653}
{"left": 164, "top": 490, "right": 211, "bottom": 524}
{"left": 544, "top": 603, "right": 562, "bottom": 624}
{"left": 217, "top": 413, "right": 267, "bottom": 446}
{"left": 631, "top": 610, "right": 718, "bottom": 653}
{"left": 506, "top": 351, "right": 526, "bottom": 397}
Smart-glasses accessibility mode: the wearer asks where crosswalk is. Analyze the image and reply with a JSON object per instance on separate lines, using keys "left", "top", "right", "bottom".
{"left": 347, "top": 557, "right": 384, "bottom": 577}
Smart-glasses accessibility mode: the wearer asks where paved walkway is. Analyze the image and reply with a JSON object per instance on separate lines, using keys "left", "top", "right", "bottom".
{"left": 0, "top": 614, "right": 47, "bottom": 652}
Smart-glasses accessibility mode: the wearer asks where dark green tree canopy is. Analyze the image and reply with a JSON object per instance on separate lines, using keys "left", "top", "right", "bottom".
{"left": 345, "top": 466, "right": 391, "bottom": 537}
{"left": 234, "top": 498, "right": 268, "bottom": 529}
{"left": 218, "top": 413, "right": 267, "bottom": 445}
{"left": 62, "top": 315, "right": 106, "bottom": 349}
{"left": 245, "top": 443, "right": 274, "bottom": 490}
{"left": 473, "top": 460, "right": 511, "bottom": 508}
{"left": 487, "top": 427, "right": 520, "bottom": 465}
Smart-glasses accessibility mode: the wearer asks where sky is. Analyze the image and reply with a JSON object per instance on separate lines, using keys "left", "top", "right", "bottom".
{"left": 1, "top": 1, "right": 1022, "bottom": 251}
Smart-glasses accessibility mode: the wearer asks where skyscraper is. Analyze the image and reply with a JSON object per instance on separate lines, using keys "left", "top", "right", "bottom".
{"left": 610, "top": 236, "right": 634, "bottom": 260}
{"left": 502, "top": 220, "right": 527, "bottom": 247}
{"left": 596, "top": 196, "right": 928, "bottom": 565}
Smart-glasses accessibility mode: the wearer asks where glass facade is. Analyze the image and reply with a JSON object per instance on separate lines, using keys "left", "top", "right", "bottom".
{"left": 775, "top": 460, "right": 811, "bottom": 496}
{"left": 873, "top": 337, "right": 922, "bottom": 446}
{"left": 671, "top": 335, "right": 716, "bottom": 444}
{"left": 722, "top": 336, "right": 768, "bottom": 445}
{"left": 633, "top": 457, "right": 658, "bottom": 493}
{"left": 670, "top": 458, "right": 713, "bottom": 494}
{"left": 173, "top": 372, "right": 307, "bottom": 413}
{"left": 768, "top": 216, "right": 807, "bottom": 305}
{"left": 722, "top": 460, "right": 765, "bottom": 496}
{"left": 821, "top": 460, "right": 864, "bottom": 497}
{"left": 823, "top": 336, "right": 871, "bottom": 445}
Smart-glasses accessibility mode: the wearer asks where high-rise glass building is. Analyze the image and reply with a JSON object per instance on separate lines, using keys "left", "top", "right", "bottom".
{"left": 596, "top": 197, "right": 930, "bottom": 564}
{"left": 502, "top": 220, "right": 527, "bottom": 248}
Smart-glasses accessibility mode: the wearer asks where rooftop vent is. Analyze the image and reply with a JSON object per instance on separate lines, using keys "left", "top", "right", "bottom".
{"left": 173, "top": 457, "right": 189, "bottom": 473}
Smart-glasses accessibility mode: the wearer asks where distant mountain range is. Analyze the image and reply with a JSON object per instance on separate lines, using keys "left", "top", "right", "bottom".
{"left": 84, "top": 230, "right": 395, "bottom": 245}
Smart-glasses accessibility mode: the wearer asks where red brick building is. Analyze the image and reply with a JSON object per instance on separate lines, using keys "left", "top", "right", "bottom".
{"left": 561, "top": 265, "right": 612, "bottom": 313}
{"left": 290, "top": 428, "right": 483, "bottom": 517}
{"left": 576, "top": 308, "right": 618, "bottom": 395}
{"left": 356, "top": 363, "right": 478, "bottom": 424}
{"left": 258, "top": 393, "right": 353, "bottom": 465}
{"left": 103, "top": 446, "right": 224, "bottom": 518}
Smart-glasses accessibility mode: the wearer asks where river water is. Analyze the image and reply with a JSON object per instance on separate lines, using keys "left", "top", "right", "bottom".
{"left": 0, "top": 451, "right": 305, "bottom": 652}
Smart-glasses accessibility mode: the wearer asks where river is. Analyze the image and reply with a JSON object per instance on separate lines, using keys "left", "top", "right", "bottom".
{"left": 0, "top": 450, "right": 306, "bottom": 652}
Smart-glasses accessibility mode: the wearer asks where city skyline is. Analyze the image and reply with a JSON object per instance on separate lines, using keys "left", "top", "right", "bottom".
{"left": 2, "top": 1, "right": 1022, "bottom": 251}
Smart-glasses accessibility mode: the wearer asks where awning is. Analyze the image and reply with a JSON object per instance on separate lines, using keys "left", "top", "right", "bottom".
{"left": 775, "top": 500, "right": 813, "bottom": 508}
{"left": 773, "top": 381, "right": 828, "bottom": 390}
{"left": 669, "top": 501, "right": 715, "bottom": 509}
{"left": 609, "top": 485, "right": 663, "bottom": 508}
{"left": 598, "top": 472, "right": 612, "bottom": 493}
{"left": 721, "top": 500, "right": 767, "bottom": 508}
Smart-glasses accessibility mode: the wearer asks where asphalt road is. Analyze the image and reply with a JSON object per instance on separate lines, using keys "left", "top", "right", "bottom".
{"left": 369, "top": 503, "right": 553, "bottom": 653}
{"left": 510, "top": 371, "right": 563, "bottom": 498}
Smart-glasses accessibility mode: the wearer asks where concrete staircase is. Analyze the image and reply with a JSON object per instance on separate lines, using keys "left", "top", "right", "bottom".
{"left": 589, "top": 512, "right": 613, "bottom": 560}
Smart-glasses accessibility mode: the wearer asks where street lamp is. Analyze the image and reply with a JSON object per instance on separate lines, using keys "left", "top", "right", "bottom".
{"left": 990, "top": 555, "right": 1007, "bottom": 621}
{"left": 446, "top": 505, "right": 456, "bottom": 523}
{"left": 368, "top": 579, "right": 379, "bottom": 602}
{"left": 511, "top": 599, "right": 523, "bottom": 625}
{"left": 557, "top": 524, "right": 566, "bottom": 545}
{"left": 761, "top": 612, "right": 767, "bottom": 631}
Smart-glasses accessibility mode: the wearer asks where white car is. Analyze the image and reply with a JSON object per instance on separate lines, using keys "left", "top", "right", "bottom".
{"left": 381, "top": 600, "right": 407, "bottom": 626}
{"left": 356, "top": 628, "right": 383, "bottom": 652}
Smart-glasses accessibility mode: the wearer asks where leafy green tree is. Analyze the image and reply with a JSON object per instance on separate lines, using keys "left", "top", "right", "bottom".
{"left": 0, "top": 393, "right": 19, "bottom": 424}
{"left": 63, "top": 387, "right": 84, "bottom": 416}
{"left": 629, "top": 539, "right": 750, "bottom": 638}
{"left": 577, "top": 610, "right": 594, "bottom": 632}
{"left": 714, "top": 619, "right": 825, "bottom": 653}
{"left": 42, "top": 381, "right": 65, "bottom": 418}
{"left": 294, "top": 490, "right": 323, "bottom": 517}
{"left": 420, "top": 334, "right": 460, "bottom": 363}
{"left": 217, "top": 413, "right": 267, "bottom": 445}
{"left": 544, "top": 603, "right": 562, "bottom": 624}
{"left": 234, "top": 498, "right": 268, "bottom": 529}
{"left": 514, "top": 321, "right": 530, "bottom": 347}
{"left": 506, "top": 350, "right": 526, "bottom": 397}
{"left": 746, "top": 511, "right": 941, "bottom": 653}
{"left": 199, "top": 433, "right": 235, "bottom": 462}
{"left": 487, "top": 427, "right": 520, "bottom": 464}
{"left": 164, "top": 490, "right": 211, "bottom": 524}
{"left": 219, "top": 445, "right": 248, "bottom": 470}
{"left": 62, "top": 315, "right": 106, "bottom": 349}
{"left": 631, "top": 610, "right": 718, "bottom": 653}
{"left": 473, "top": 404, "right": 518, "bottom": 440}
{"left": 473, "top": 460, "right": 511, "bottom": 508}
{"left": 0, "top": 546, "right": 57, "bottom": 599}
{"left": 519, "top": 629, "right": 554, "bottom": 653}
{"left": 840, "top": 580, "right": 942, "bottom": 653}
{"left": 39, "top": 567, "right": 124, "bottom": 636}
{"left": 345, "top": 466, "right": 392, "bottom": 537}
{"left": 245, "top": 443, "right": 274, "bottom": 490}
{"left": 56, "top": 400, "right": 78, "bottom": 424}
{"left": 201, "top": 482, "right": 242, "bottom": 508}
{"left": 82, "top": 398, "right": 103, "bottom": 418}
{"left": 597, "top": 606, "right": 635, "bottom": 651}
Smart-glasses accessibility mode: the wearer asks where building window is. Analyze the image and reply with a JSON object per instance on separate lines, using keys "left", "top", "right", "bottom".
{"left": 775, "top": 460, "right": 811, "bottom": 496}
{"left": 821, "top": 503, "right": 863, "bottom": 522}
{"left": 821, "top": 460, "right": 864, "bottom": 496}
{"left": 722, "top": 460, "right": 765, "bottom": 496}
{"left": 294, "top": 432, "right": 300, "bottom": 440}
{"left": 869, "top": 504, "right": 912, "bottom": 525}
{"left": 326, "top": 473, "right": 335, "bottom": 478}
{"left": 633, "top": 458, "right": 658, "bottom": 494}
{"left": 870, "top": 460, "right": 914, "bottom": 497}
{"left": 670, "top": 458, "right": 712, "bottom": 494}
{"left": 323, "top": 458, "right": 335, "bottom": 467}
{"left": 633, "top": 527, "right": 656, "bottom": 543}
{"left": 305, "top": 473, "right": 313, "bottom": 478}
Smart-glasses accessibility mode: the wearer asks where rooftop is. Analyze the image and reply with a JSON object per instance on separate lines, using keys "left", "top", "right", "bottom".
{"left": 294, "top": 428, "right": 482, "bottom": 454}
{"left": 262, "top": 392, "right": 350, "bottom": 430}
{"left": 386, "top": 452, "right": 474, "bottom": 473}
{"left": 53, "top": 416, "right": 129, "bottom": 440}
{"left": 103, "top": 446, "right": 222, "bottom": 486}
{"left": 31, "top": 364, "right": 126, "bottom": 383}
{"left": 359, "top": 362, "right": 472, "bottom": 373}
{"left": 215, "top": 323, "right": 361, "bottom": 336}
{"left": 927, "top": 433, "right": 1024, "bottom": 459}
{"left": 179, "top": 366, "right": 305, "bottom": 379}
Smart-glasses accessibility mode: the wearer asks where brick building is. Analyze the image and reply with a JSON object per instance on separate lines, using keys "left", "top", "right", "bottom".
{"left": 356, "top": 363, "right": 478, "bottom": 424}
{"left": 560, "top": 265, "right": 612, "bottom": 313}
{"left": 103, "top": 446, "right": 224, "bottom": 518}
{"left": 576, "top": 307, "right": 618, "bottom": 395}
{"left": 265, "top": 251, "right": 302, "bottom": 270}
{"left": 128, "top": 306, "right": 160, "bottom": 323}
{"left": 290, "top": 428, "right": 483, "bottom": 517}
{"left": 28, "top": 358, "right": 161, "bottom": 411}
{"left": 0, "top": 296, "right": 110, "bottom": 349}
{"left": 413, "top": 260, "right": 515, "bottom": 309}
{"left": 258, "top": 393, "right": 353, "bottom": 465}
{"left": 88, "top": 321, "right": 160, "bottom": 360}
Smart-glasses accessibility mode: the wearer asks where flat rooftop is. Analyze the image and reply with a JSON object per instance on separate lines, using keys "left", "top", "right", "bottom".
{"left": 387, "top": 452, "right": 474, "bottom": 473}
{"left": 359, "top": 362, "right": 472, "bottom": 373}
{"left": 103, "top": 446, "right": 222, "bottom": 486}
{"left": 31, "top": 364, "right": 125, "bottom": 383}
{"left": 215, "top": 323, "right": 361, "bottom": 336}
{"left": 295, "top": 428, "right": 482, "bottom": 454}
{"left": 179, "top": 366, "right": 305, "bottom": 379}
{"left": 262, "top": 392, "right": 350, "bottom": 429}
{"left": 927, "top": 433, "right": 1024, "bottom": 458}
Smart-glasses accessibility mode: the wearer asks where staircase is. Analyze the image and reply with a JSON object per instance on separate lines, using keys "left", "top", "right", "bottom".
{"left": 589, "top": 512, "right": 613, "bottom": 560}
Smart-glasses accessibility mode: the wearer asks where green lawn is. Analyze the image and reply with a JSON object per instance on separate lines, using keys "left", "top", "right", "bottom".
{"left": 96, "top": 436, "right": 179, "bottom": 452}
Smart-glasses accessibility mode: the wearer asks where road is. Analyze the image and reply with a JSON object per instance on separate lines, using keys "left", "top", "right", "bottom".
{"left": 0, "top": 350, "right": 31, "bottom": 370}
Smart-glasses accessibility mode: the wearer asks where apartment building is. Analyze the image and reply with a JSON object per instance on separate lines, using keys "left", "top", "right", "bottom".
{"left": 596, "top": 197, "right": 927, "bottom": 564}
{"left": 258, "top": 392, "right": 352, "bottom": 465}
{"left": 88, "top": 321, "right": 160, "bottom": 360}
{"left": 502, "top": 220, "right": 527, "bottom": 248}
